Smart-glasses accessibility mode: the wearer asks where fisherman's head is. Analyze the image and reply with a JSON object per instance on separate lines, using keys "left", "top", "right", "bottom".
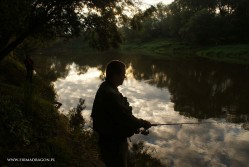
{"left": 105, "top": 60, "right": 126, "bottom": 87}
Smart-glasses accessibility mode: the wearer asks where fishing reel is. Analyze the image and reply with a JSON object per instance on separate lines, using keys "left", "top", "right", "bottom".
{"left": 140, "top": 128, "right": 150, "bottom": 136}
{"left": 134, "top": 128, "right": 149, "bottom": 135}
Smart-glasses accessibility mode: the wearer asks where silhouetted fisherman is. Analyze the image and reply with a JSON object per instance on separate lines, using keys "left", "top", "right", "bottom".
{"left": 91, "top": 60, "right": 151, "bottom": 167}
{"left": 24, "top": 54, "right": 34, "bottom": 82}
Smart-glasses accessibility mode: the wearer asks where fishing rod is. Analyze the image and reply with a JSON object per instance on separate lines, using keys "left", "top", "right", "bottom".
{"left": 151, "top": 122, "right": 215, "bottom": 126}
{"left": 140, "top": 122, "right": 215, "bottom": 135}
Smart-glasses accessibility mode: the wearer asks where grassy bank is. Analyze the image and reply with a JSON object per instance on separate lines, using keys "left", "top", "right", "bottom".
{"left": 122, "top": 39, "right": 249, "bottom": 64}
{"left": 39, "top": 37, "right": 249, "bottom": 65}
{"left": 121, "top": 39, "right": 196, "bottom": 59}
{"left": 197, "top": 44, "right": 249, "bottom": 65}
{"left": 0, "top": 56, "right": 104, "bottom": 167}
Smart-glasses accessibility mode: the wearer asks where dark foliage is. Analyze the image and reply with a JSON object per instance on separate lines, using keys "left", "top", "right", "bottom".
{"left": 69, "top": 98, "right": 86, "bottom": 133}
{"left": 123, "top": 0, "right": 249, "bottom": 45}
{"left": 0, "top": 0, "right": 135, "bottom": 61}
{"left": 128, "top": 141, "right": 165, "bottom": 167}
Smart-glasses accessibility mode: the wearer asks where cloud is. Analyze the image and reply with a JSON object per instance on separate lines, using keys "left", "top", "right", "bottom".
{"left": 54, "top": 63, "right": 249, "bottom": 167}
{"left": 142, "top": 0, "right": 173, "bottom": 6}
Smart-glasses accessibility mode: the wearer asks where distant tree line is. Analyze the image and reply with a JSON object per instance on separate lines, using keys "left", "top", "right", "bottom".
{"left": 1, "top": 0, "right": 249, "bottom": 62}
{"left": 123, "top": 0, "right": 249, "bottom": 45}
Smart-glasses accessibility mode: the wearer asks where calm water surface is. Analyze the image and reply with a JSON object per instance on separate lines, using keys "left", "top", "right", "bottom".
{"left": 41, "top": 52, "right": 249, "bottom": 167}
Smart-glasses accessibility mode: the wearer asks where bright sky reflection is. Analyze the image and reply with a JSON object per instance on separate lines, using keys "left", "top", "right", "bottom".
{"left": 54, "top": 63, "right": 249, "bottom": 167}
{"left": 143, "top": 0, "right": 173, "bottom": 6}
{"left": 139, "top": 0, "right": 174, "bottom": 11}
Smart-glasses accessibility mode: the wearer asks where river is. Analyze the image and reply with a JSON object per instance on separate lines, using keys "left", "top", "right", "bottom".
{"left": 36, "top": 51, "right": 249, "bottom": 167}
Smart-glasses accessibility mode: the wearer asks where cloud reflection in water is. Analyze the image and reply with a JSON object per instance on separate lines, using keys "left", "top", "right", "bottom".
{"left": 54, "top": 63, "right": 249, "bottom": 167}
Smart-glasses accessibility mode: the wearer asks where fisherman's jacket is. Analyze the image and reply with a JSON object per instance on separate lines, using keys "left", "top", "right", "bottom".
{"left": 91, "top": 81, "right": 143, "bottom": 139}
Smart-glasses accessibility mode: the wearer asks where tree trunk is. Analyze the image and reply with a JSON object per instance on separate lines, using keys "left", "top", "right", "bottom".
{"left": 0, "top": 33, "right": 27, "bottom": 62}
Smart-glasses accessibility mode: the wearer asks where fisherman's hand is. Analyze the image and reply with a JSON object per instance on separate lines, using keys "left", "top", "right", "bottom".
{"left": 141, "top": 129, "right": 149, "bottom": 136}
{"left": 140, "top": 119, "right": 151, "bottom": 129}
{"left": 134, "top": 129, "right": 140, "bottom": 134}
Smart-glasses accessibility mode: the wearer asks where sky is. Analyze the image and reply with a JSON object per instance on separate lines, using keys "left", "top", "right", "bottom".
{"left": 142, "top": 0, "right": 174, "bottom": 6}
{"left": 139, "top": 0, "right": 174, "bottom": 11}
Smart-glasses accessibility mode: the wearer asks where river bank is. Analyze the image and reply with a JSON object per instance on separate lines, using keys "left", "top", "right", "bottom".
{"left": 46, "top": 38, "right": 249, "bottom": 65}
{"left": 121, "top": 39, "right": 249, "bottom": 65}
{"left": 0, "top": 56, "right": 104, "bottom": 167}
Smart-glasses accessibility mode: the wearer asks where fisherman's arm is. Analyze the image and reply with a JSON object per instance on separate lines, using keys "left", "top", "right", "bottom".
{"left": 108, "top": 92, "right": 151, "bottom": 130}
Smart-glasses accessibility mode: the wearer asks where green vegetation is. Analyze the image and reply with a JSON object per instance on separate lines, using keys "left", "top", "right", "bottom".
{"left": 0, "top": 56, "right": 102, "bottom": 167}
{"left": 121, "top": 39, "right": 196, "bottom": 59}
{"left": 122, "top": 39, "right": 186, "bottom": 53}
{"left": 122, "top": 40, "right": 249, "bottom": 64}
{"left": 120, "top": 0, "right": 249, "bottom": 64}
{"left": 2, "top": 0, "right": 249, "bottom": 65}
{"left": 42, "top": 37, "right": 249, "bottom": 64}
{"left": 198, "top": 45, "right": 249, "bottom": 64}
{"left": 128, "top": 141, "right": 165, "bottom": 167}
{"left": 0, "top": 0, "right": 136, "bottom": 61}
{"left": 124, "top": 1, "right": 249, "bottom": 46}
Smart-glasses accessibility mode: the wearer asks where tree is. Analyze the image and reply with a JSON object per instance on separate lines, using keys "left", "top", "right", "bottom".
{"left": 179, "top": 9, "right": 216, "bottom": 44}
{"left": 161, "top": 0, "right": 249, "bottom": 44}
{"left": 122, "top": 6, "right": 159, "bottom": 43}
{"left": 0, "top": 0, "right": 135, "bottom": 61}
